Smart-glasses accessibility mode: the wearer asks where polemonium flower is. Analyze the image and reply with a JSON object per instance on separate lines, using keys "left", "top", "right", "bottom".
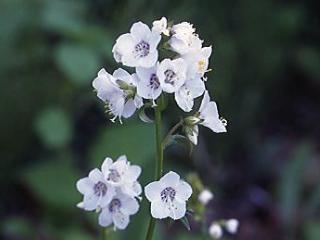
{"left": 76, "top": 169, "right": 116, "bottom": 211}
{"left": 184, "top": 91, "right": 226, "bottom": 144}
{"left": 145, "top": 171, "right": 192, "bottom": 220}
{"left": 182, "top": 46, "right": 212, "bottom": 79}
{"left": 92, "top": 68, "right": 143, "bottom": 123}
{"left": 136, "top": 64, "right": 162, "bottom": 102}
{"left": 157, "top": 58, "right": 187, "bottom": 93}
{"left": 225, "top": 219, "right": 239, "bottom": 234}
{"left": 174, "top": 77, "right": 205, "bottom": 112}
{"left": 209, "top": 223, "right": 223, "bottom": 239}
{"left": 152, "top": 17, "right": 169, "bottom": 36}
{"left": 198, "top": 189, "right": 214, "bottom": 205}
{"left": 169, "top": 22, "right": 202, "bottom": 55}
{"left": 98, "top": 191, "right": 140, "bottom": 230}
{"left": 102, "top": 156, "right": 142, "bottom": 198}
{"left": 112, "top": 21, "right": 161, "bottom": 68}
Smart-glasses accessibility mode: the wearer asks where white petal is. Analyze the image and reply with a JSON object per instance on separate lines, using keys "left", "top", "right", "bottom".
{"left": 168, "top": 200, "right": 186, "bottom": 220}
{"left": 83, "top": 194, "right": 99, "bottom": 211}
{"left": 98, "top": 185, "right": 116, "bottom": 208}
{"left": 151, "top": 200, "right": 169, "bottom": 219}
{"left": 76, "top": 177, "right": 94, "bottom": 195}
{"left": 137, "top": 79, "right": 161, "bottom": 99}
{"left": 175, "top": 86, "right": 194, "bottom": 112}
{"left": 122, "top": 181, "right": 142, "bottom": 197}
{"left": 101, "top": 157, "right": 113, "bottom": 176}
{"left": 200, "top": 101, "right": 219, "bottom": 119}
{"left": 117, "top": 155, "right": 127, "bottom": 162}
{"left": 185, "top": 78, "right": 205, "bottom": 98}
{"left": 113, "top": 68, "right": 131, "bottom": 81}
{"left": 88, "top": 169, "right": 104, "bottom": 183}
{"left": 98, "top": 209, "right": 113, "bottom": 227}
{"left": 138, "top": 51, "right": 158, "bottom": 68}
{"left": 113, "top": 33, "right": 136, "bottom": 57}
{"left": 127, "top": 165, "right": 142, "bottom": 181}
{"left": 202, "top": 46, "right": 212, "bottom": 58}
{"left": 130, "top": 21, "right": 151, "bottom": 41}
{"left": 202, "top": 117, "right": 227, "bottom": 133}
{"left": 112, "top": 211, "right": 130, "bottom": 230}
{"left": 144, "top": 181, "right": 161, "bottom": 202}
{"left": 147, "top": 32, "right": 161, "bottom": 51}
{"left": 176, "top": 180, "right": 193, "bottom": 202}
{"left": 160, "top": 171, "right": 180, "bottom": 188}
{"left": 122, "top": 99, "right": 136, "bottom": 118}
{"left": 121, "top": 197, "right": 140, "bottom": 215}
{"left": 134, "top": 95, "right": 144, "bottom": 108}
{"left": 199, "top": 90, "right": 210, "bottom": 112}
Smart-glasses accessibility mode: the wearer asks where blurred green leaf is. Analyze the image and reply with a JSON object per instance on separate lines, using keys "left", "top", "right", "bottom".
{"left": 296, "top": 47, "right": 320, "bottom": 80}
{"left": 35, "top": 107, "right": 73, "bottom": 149}
{"left": 278, "top": 143, "right": 311, "bottom": 226}
{"left": 89, "top": 120, "right": 155, "bottom": 168}
{"left": 23, "top": 159, "right": 79, "bottom": 209}
{"left": 55, "top": 44, "right": 100, "bottom": 86}
{"left": 305, "top": 221, "right": 320, "bottom": 240}
{"left": 1, "top": 217, "right": 34, "bottom": 238}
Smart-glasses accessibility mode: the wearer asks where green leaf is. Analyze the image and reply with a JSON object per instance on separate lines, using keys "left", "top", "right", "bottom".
{"left": 89, "top": 120, "right": 155, "bottom": 168}
{"left": 23, "top": 159, "right": 79, "bottom": 209}
{"left": 34, "top": 107, "right": 73, "bottom": 149}
{"left": 305, "top": 221, "right": 320, "bottom": 240}
{"left": 55, "top": 44, "right": 100, "bottom": 86}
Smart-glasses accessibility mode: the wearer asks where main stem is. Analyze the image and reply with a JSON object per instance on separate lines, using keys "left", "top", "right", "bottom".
{"left": 145, "top": 105, "right": 163, "bottom": 240}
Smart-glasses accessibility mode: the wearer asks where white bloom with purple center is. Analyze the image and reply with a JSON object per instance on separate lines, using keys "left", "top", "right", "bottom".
{"left": 98, "top": 191, "right": 140, "bottom": 230}
{"left": 152, "top": 17, "right": 169, "bottom": 36}
{"left": 157, "top": 58, "right": 187, "bottom": 93}
{"left": 92, "top": 68, "right": 143, "bottom": 123}
{"left": 76, "top": 169, "right": 116, "bottom": 211}
{"left": 112, "top": 21, "right": 161, "bottom": 68}
{"left": 144, "top": 171, "right": 192, "bottom": 220}
{"left": 102, "top": 156, "right": 142, "bottom": 198}
{"left": 136, "top": 64, "right": 162, "bottom": 102}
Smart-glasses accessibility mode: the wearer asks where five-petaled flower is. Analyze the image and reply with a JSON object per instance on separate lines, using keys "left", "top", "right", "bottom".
{"left": 112, "top": 21, "right": 161, "bottom": 68}
{"left": 145, "top": 171, "right": 192, "bottom": 220}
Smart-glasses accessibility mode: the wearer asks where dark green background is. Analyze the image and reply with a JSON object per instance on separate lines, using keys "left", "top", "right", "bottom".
{"left": 0, "top": 0, "right": 319, "bottom": 239}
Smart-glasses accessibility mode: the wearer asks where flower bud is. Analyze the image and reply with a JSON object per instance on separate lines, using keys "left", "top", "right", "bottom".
{"left": 198, "top": 189, "right": 213, "bottom": 205}
{"left": 209, "top": 223, "right": 222, "bottom": 239}
{"left": 184, "top": 116, "right": 201, "bottom": 126}
{"left": 225, "top": 219, "right": 239, "bottom": 234}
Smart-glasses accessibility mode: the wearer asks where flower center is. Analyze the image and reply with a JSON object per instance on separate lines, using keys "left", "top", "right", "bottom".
{"left": 164, "top": 70, "right": 177, "bottom": 84}
{"left": 160, "top": 187, "right": 176, "bottom": 202}
{"left": 94, "top": 181, "right": 108, "bottom": 196}
{"left": 108, "top": 169, "right": 121, "bottom": 182}
{"left": 135, "top": 41, "right": 150, "bottom": 57}
{"left": 149, "top": 73, "right": 160, "bottom": 89}
{"left": 197, "top": 59, "right": 206, "bottom": 72}
{"left": 109, "top": 199, "right": 121, "bottom": 213}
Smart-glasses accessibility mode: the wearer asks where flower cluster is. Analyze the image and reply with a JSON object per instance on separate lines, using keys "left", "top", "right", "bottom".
{"left": 93, "top": 17, "right": 227, "bottom": 143}
{"left": 76, "top": 156, "right": 142, "bottom": 230}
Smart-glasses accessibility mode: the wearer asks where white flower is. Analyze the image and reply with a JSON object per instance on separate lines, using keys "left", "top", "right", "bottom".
{"left": 112, "top": 21, "right": 161, "bottom": 68}
{"left": 198, "top": 189, "right": 214, "bottom": 205}
{"left": 152, "top": 17, "right": 169, "bottom": 36}
{"left": 225, "top": 219, "right": 239, "bottom": 234}
{"left": 76, "top": 168, "right": 116, "bottom": 211}
{"left": 92, "top": 68, "right": 143, "bottom": 123}
{"left": 174, "top": 77, "right": 205, "bottom": 112}
{"left": 144, "top": 171, "right": 192, "bottom": 220}
{"left": 185, "top": 91, "right": 226, "bottom": 144}
{"left": 182, "top": 46, "right": 212, "bottom": 79}
{"left": 98, "top": 190, "right": 140, "bottom": 230}
{"left": 157, "top": 58, "right": 187, "bottom": 93}
{"left": 136, "top": 64, "right": 162, "bottom": 102}
{"left": 102, "top": 156, "right": 142, "bottom": 198}
{"left": 209, "top": 223, "right": 223, "bottom": 239}
{"left": 169, "top": 22, "right": 202, "bottom": 55}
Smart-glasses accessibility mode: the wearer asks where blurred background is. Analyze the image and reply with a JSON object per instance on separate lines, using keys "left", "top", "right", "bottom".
{"left": 0, "top": 0, "right": 319, "bottom": 239}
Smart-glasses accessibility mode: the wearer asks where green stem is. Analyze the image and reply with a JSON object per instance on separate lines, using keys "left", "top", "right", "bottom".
{"left": 145, "top": 104, "right": 163, "bottom": 240}
{"left": 162, "top": 119, "right": 184, "bottom": 147}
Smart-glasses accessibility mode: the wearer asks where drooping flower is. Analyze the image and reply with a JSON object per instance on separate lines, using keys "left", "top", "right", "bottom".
{"left": 144, "top": 171, "right": 192, "bottom": 220}
{"left": 184, "top": 91, "right": 226, "bottom": 144}
{"left": 98, "top": 190, "right": 140, "bottom": 230}
{"left": 157, "top": 58, "right": 187, "bottom": 93}
{"left": 182, "top": 46, "right": 212, "bottom": 79}
{"left": 76, "top": 168, "right": 116, "bottom": 211}
{"left": 169, "top": 22, "right": 202, "bottom": 55}
{"left": 174, "top": 77, "right": 205, "bottom": 112}
{"left": 225, "top": 219, "right": 239, "bottom": 234}
{"left": 198, "top": 189, "right": 214, "bottom": 205}
{"left": 136, "top": 64, "right": 162, "bottom": 102}
{"left": 102, "top": 155, "right": 142, "bottom": 198}
{"left": 152, "top": 17, "right": 169, "bottom": 36}
{"left": 209, "top": 223, "right": 223, "bottom": 239}
{"left": 112, "top": 21, "right": 161, "bottom": 68}
{"left": 92, "top": 68, "right": 143, "bottom": 123}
